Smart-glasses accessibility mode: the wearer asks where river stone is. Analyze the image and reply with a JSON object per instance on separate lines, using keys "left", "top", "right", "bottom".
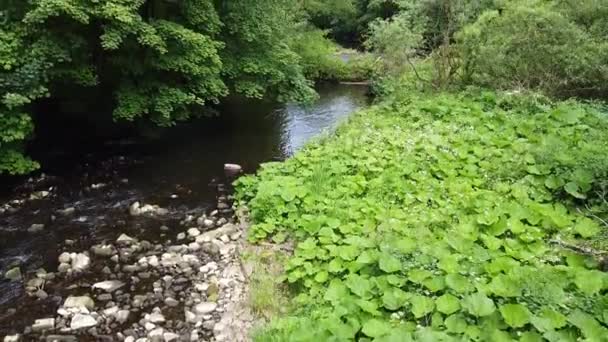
{"left": 58, "top": 252, "right": 71, "bottom": 263}
{"left": 163, "top": 332, "right": 179, "bottom": 342}
{"left": 57, "top": 207, "right": 76, "bottom": 216}
{"left": 28, "top": 223, "right": 45, "bottom": 233}
{"left": 129, "top": 202, "right": 141, "bottom": 216}
{"left": 149, "top": 327, "right": 164, "bottom": 341}
{"left": 3, "top": 334, "right": 20, "bottom": 342}
{"left": 45, "top": 335, "right": 77, "bottom": 342}
{"left": 71, "top": 253, "right": 90, "bottom": 271}
{"left": 4, "top": 267, "right": 22, "bottom": 281}
{"left": 32, "top": 318, "right": 55, "bottom": 332}
{"left": 194, "top": 302, "right": 217, "bottom": 315}
{"left": 70, "top": 314, "right": 97, "bottom": 330}
{"left": 91, "top": 245, "right": 114, "bottom": 257}
{"left": 57, "top": 263, "right": 71, "bottom": 273}
{"left": 35, "top": 289, "right": 49, "bottom": 300}
{"left": 148, "top": 312, "right": 165, "bottom": 324}
{"left": 187, "top": 228, "right": 201, "bottom": 237}
{"left": 115, "top": 310, "right": 130, "bottom": 323}
{"left": 164, "top": 297, "right": 179, "bottom": 307}
{"left": 117, "top": 234, "right": 135, "bottom": 244}
{"left": 64, "top": 295, "right": 95, "bottom": 310}
{"left": 93, "top": 280, "right": 125, "bottom": 292}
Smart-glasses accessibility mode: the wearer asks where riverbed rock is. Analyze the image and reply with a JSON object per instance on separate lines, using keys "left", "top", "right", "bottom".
{"left": 4, "top": 267, "right": 22, "bottom": 281}
{"left": 71, "top": 253, "right": 90, "bottom": 272}
{"left": 32, "top": 318, "right": 55, "bottom": 332}
{"left": 91, "top": 245, "right": 114, "bottom": 257}
{"left": 28, "top": 223, "right": 45, "bottom": 233}
{"left": 92, "top": 280, "right": 125, "bottom": 292}
{"left": 3, "top": 334, "right": 21, "bottom": 342}
{"left": 117, "top": 234, "right": 135, "bottom": 244}
{"left": 195, "top": 223, "right": 238, "bottom": 243}
{"left": 129, "top": 202, "right": 141, "bottom": 216}
{"left": 163, "top": 332, "right": 179, "bottom": 342}
{"left": 44, "top": 335, "right": 77, "bottom": 342}
{"left": 115, "top": 310, "right": 130, "bottom": 323}
{"left": 57, "top": 207, "right": 76, "bottom": 216}
{"left": 58, "top": 252, "right": 71, "bottom": 263}
{"left": 148, "top": 312, "right": 165, "bottom": 324}
{"left": 224, "top": 164, "right": 242, "bottom": 177}
{"left": 64, "top": 296, "right": 95, "bottom": 310}
{"left": 70, "top": 314, "right": 97, "bottom": 330}
{"left": 194, "top": 302, "right": 217, "bottom": 315}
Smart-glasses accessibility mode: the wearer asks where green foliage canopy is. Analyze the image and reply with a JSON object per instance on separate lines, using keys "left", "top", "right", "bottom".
{"left": 0, "top": 0, "right": 314, "bottom": 174}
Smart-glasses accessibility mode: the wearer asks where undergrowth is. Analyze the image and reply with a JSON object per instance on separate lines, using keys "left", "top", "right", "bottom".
{"left": 236, "top": 91, "right": 608, "bottom": 341}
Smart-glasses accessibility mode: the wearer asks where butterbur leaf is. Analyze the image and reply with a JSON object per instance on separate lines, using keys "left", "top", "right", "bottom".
{"left": 382, "top": 288, "right": 410, "bottom": 310}
{"left": 567, "top": 310, "right": 607, "bottom": 340}
{"left": 408, "top": 269, "right": 433, "bottom": 284}
{"left": 544, "top": 175, "right": 564, "bottom": 190}
{"left": 531, "top": 307, "right": 567, "bottom": 332}
{"left": 520, "top": 332, "right": 543, "bottom": 342}
{"left": 446, "top": 273, "right": 474, "bottom": 293}
{"left": 462, "top": 292, "right": 496, "bottom": 317}
{"left": 314, "top": 270, "right": 329, "bottom": 283}
{"left": 574, "top": 269, "right": 605, "bottom": 295}
{"left": 573, "top": 218, "right": 600, "bottom": 238}
{"left": 324, "top": 280, "right": 348, "bottom": 303}
{"left": 564, "top": 182, "right": 586, "bottom": 199}
{"left": 362, "top": 319, "right": 391, "bottom": 338}
{"left": 499, "top": 303, "right": 531, "bottom": 328}
{"left": 422, "top": 276, "right": 445, "bottom": 292}
{"left": 445, "top": 314, "right": 468, "bottom": 333}
{"left": 379, "top": 253, "right": 402, "bottom": 273}
{"left": 410, "top": 294, "right": 435, "bottom": 318}
{"left": 436, "top": 294, "right": 460, "bottom": 315}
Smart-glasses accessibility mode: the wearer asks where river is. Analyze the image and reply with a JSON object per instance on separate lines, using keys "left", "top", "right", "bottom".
{"left": 0, "top": 83, "right": 369, "bottom": 336}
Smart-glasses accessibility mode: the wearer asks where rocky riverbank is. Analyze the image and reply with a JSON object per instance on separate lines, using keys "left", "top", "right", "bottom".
{"left": 3, "top": 198, "right": 256, "bottom": 342}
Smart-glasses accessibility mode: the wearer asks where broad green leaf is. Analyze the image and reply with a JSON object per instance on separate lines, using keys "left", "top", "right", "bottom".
{"left": 531, "top": 307, "right": 567, "bottom": 332}
{"left": 445, "top": 314, "right": 468, "bottom": 333}
{"left": 520, "top": 332, "right": 543, "bottom": 342}
{"left": 436, "top": 294, "right": 460, "bottom": 315}
{"left": 574, "top": 269, "right": 605, "bottom": 295}
{"left": 445, "top": 273, "right": 474, "bottom": 293}
{"left": 408, "top": 269, "right": 433, "bottom": 284}
{"left": 462, "top": 292, "right": 496, "bottom": 317}
{"left": 314, "top": 270, "right": 329, "bottom": 283}
{"left": 573, "top": 218, "right": 600, "bottom": 238}
{"left": 324, "top": 280, "right": 348, "bottom": 303}
{"left": 410, "top": 294, "right": 435, "bottom": 318}
{"left": 328, "top": 258, "right": 344, "bottom": 273}
{"left": 382, "top": 288, "right": 410, "bottom": 310}
{"left": 422, "top": 276, "right": 445, "bottom": 292}
{"left": 379, "top": 253, "right": 402, "bottom": 273}
{"left": 499, "top": 304, "right": 531, "bottom": 328}
{"left": 567, "top": 309, "right": 607, "bottom": 340}
{"left": 564, "top": 182, "right": 586, "bottom": 199}
{"left": 362, "top": 319, "right": 391, "bottom": 338}
{"left": 487, "top": 274, "right": 522, "bottom": 298}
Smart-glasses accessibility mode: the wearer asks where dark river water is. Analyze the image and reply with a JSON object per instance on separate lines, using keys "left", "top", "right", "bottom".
{"left": 0, "top": 84, "right": 369, "bottom": 333}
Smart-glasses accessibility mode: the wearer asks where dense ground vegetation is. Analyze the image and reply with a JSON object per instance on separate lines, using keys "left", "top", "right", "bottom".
{"left": 235, "top": 1, "right": 608, "bottom": 340}
{"left": 237, "top": 91, "right": 608, "bottom": 341}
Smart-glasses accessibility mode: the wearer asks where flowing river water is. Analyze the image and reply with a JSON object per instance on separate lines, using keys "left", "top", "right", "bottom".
{"left": 0, "top": 84, "right": 369, "bottom": 336}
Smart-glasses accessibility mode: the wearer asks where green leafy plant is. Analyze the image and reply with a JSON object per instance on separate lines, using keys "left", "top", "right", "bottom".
{"left": 236, "top": 90, "right": 608, "bottom": 341}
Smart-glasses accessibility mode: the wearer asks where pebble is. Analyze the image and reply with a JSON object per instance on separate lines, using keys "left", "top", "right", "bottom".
{"left": 64, "top": 296, "right": 95, "bottom": 310}
{"left": 164, "top": 297, "right": 179, "bottom": 307}
{"left": 32, "top": 318, "right": 55, "bottom": 332}
{"left": 70, "top": 314, "right": 97, "bottom": 330}
{"left": 71, "top": 253, "right": 91, "bottom": 271}
{"left": 163, "top": 332, "right": 180, "bottom": 342}
{"left": 3, "top": 335, "right": 21, "bottom": 342}
{"left": 28, "top": 223, "right": 45, "bottom": 233}
{"left": 4, "top": 267, "right": 22, "bottom": 281}
{"left": 92, "top": 280, "right": 125, "bottom": 292}
{"left": 194, "top": 302, "right": 217, "bottom": 315}
{"left": 187, "top": 228, "right": 201, "bottom": 237}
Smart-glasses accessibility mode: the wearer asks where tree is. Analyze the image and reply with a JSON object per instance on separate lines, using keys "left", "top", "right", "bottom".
{"left": 0, "top": 0, "right": 315, "bottom": 174}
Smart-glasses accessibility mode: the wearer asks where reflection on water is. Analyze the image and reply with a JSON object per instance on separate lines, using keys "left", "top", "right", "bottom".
{"left": 0, "top": 84, "right": 369, "bottom": 312}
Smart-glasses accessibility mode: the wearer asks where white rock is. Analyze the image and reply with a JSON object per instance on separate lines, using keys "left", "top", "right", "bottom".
{"left": 129, "top": 202, "right": 141, "bottom": 216}
{"left": 28, "top": 223, "right": 45, "bottom": 233}
{"left": 71, "top": 253, "right": 90, "bottom": 272}
{"left": 202, "top": 219, "right": 214, "bottom": 228}
{"left": 32, "top": 318, "right": 55, "bottom": 332}
{"left": 70, "top": 314, "right": 97, "bottom": 330}
{"left": 163, "top": 332, "right": 180, "bottom": 342}
{"left": 58, "top": 252, "right": 72, "bottom": 263}
{"left": 187, "top": 228, "right": 201, "bottom": 237}
{"left": 125, "top": 337, "right": 135, "bottom": 342}
{"left": 145, "top": 322, "right": 156, "bottom": 331}
{"left": 103, "top": 306, "right": 119, "bottom": 317}
{"left": 92, "top": 280, "right": 125, "bottom": 292}
{"left": 148, "top": 312, "right": 165, "bottom": 324}
{"left": 185, "top": 310, "right": 196, "bottom": 323}
{"left": 149, "top": 328, "right": 164, "bottom": 340}
{"left": 194, "top": 302, "right": 217, "bottom": 315}
{"left": 4, "top": 267, "right": 21, "bottom": 281}
{"left": 176, "top": 233, "right": 186, "bottom": 240}
{"left": 116, "top": 310, "right": 130, "bottom": 323}
{"left": 117, "top": 233, "right": 135, "bottom": 244}
{"left": 64, "top": 296, "right": 95, "bottom": 310}
{"left": 4, "top": 334, "right": 21, "bottom": 342}
{"left": 148, "top": 255, "right": 159, "bottom": 267}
